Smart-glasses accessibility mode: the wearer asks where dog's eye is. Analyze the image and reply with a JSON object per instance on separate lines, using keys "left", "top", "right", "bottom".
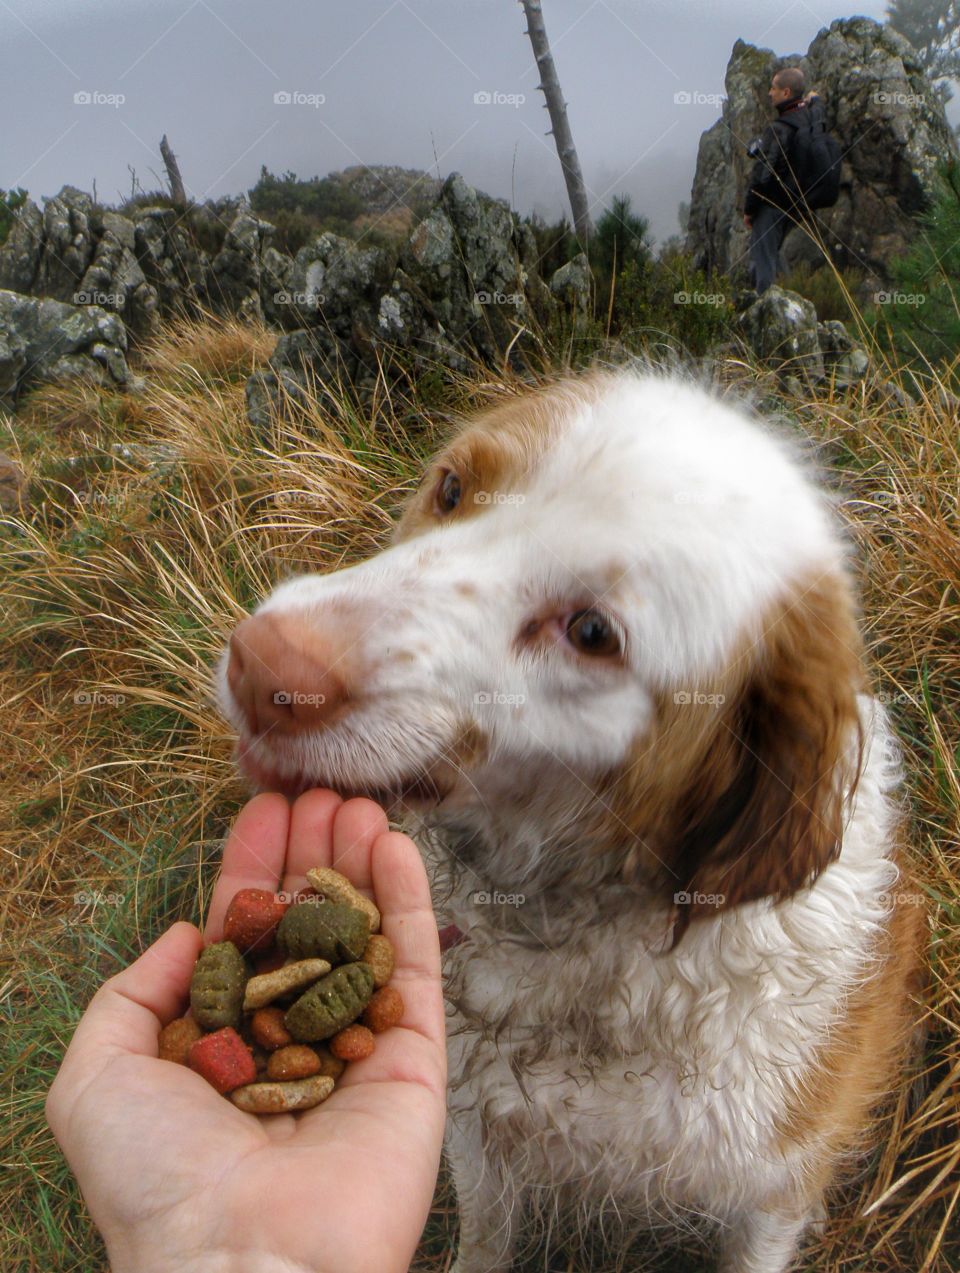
{"left": 436, "top": 471, "right": 462, "bottom": 514}
{"left": 565, "top": 610, "right": 621, "bottom": 656}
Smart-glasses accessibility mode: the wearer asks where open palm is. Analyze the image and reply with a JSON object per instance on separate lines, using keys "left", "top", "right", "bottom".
{"left": 47, "top": 790, "right": 447, "bottom": 1273}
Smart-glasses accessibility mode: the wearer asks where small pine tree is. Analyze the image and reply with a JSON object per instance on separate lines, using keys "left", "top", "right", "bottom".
{"left": 0, "top": 187, "right": 27, "bottom": 245}
{"left": 590, "top": 193, "right": 653, "bottom": 279}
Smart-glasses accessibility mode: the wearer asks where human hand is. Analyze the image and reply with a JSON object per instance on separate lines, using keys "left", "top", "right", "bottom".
{"left": 46, "top": 790, "right": 447, "bottom": 1273}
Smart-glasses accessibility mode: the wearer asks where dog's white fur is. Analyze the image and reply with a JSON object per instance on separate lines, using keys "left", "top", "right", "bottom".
{"left": 218, "top": 370, "right": 921, "bottom": 1272}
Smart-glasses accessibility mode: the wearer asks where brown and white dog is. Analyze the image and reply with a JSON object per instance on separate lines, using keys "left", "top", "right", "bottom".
{"left": 217, "top": 370, "right": 924, "bottom": 1272}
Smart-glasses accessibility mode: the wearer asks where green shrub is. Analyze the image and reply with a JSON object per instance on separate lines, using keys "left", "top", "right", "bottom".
{"left": 778, "top": 261, "right": 865, "bottom": 322}
{"left": 866, "top": 160, "right": 960, "bottom": 387}
{"left": 249, "top": 167, "right": 364, "bottom": 231}
{"left": 612, "top": 246, "right": 734, "bottom": 357}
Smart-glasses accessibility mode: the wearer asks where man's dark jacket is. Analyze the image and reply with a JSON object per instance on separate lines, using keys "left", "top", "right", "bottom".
{"left": 744, "top": 95, "right": 819, "bottom": 218}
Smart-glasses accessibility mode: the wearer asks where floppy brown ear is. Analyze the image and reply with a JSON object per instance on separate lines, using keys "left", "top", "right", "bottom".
{"left": 670, "top": 572, "right": 866, "bottom": 940}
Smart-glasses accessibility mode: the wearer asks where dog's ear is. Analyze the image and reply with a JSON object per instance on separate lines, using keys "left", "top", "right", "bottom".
{"left": 669, "top": 573, "right": 866, "bottom": 941}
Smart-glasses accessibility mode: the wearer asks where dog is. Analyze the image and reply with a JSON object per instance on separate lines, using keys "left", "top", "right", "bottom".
{"left": 217, "top": 369, "right": 924, "bottom": 1273}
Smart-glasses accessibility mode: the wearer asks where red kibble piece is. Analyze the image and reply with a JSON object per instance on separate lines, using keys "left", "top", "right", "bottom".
{"left": 329, "top": 1024, "right": 375, "bottom": 1061}
{"left": 223, "top": 888, "right": 289, "bottom": 955}
{"left": 188, "top": 1027, "right": 257, "bottom": 1094}
{"left": 362, "top": 986, "right": 405, "bottom": 1034}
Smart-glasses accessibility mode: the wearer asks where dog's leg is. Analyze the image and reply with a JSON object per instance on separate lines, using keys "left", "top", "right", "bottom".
{"left": 717, "top": 1206, "right": 813, "bottom": 1273}
{"left": 445, "top": 1106, "right": 520, "bottom": 1273}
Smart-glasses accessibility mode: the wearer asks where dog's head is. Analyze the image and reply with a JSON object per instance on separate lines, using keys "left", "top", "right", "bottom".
{"left": 216, "top": 370, "right": 866, "bottom": 929}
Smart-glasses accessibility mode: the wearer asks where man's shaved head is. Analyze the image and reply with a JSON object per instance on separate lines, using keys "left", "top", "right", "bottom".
{"left": 773, "top": 67, "right": 805, "bottom": 99}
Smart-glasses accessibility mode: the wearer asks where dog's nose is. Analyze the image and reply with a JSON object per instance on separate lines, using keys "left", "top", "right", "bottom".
{"left": 226, "top": 612, "right": 347, "bottom": 737}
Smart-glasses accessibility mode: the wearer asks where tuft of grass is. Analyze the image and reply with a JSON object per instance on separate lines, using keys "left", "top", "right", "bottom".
{"left": 1, "top": 311, "right": 957, "bottom": 1271}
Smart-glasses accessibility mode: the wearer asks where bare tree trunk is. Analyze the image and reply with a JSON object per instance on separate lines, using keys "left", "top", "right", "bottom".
{"left": 159, "top": 135, "right": 187, "bottom": 205}
{"left": 519, "top": 0, "right": 593, "bottom": 247}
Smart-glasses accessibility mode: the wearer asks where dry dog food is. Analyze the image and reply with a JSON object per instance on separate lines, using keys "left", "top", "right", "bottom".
{"left": 159, "top": 868, "right": 403, "bottom": 1114}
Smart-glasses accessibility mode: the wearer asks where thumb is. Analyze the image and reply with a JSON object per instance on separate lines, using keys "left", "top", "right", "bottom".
{"left": 65, "top": 921, "right": 203, "bottom": 1063}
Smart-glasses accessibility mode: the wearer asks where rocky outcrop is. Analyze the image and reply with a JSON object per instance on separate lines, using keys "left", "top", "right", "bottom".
{"left": 687, "top": 17, "right": 959, "bottom": 287}
{"left": 0, "top": 172, "right": 586, "bottom": 413}
{"left": 248, "top": 172, "right": 563, "bottom": 425}
{"left": 0, "top": 290, "right": 129, "bottom": 405}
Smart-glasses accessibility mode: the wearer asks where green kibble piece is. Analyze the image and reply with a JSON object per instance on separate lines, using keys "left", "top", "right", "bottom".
{"left": 284, "top": 962, "right": 375, "bottom": 1042}
{"left": 277, "top": 901, "right": 370, "bottom": 964}
{"left": 190, "top": 941, "right": 248, "bottom": 1030}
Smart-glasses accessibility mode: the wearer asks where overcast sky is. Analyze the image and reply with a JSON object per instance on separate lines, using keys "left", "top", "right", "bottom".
{"left": 2, "top": 0, "right": 948, "bottom": 243}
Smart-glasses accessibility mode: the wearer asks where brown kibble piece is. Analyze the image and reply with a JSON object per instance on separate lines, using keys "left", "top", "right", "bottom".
{"left": 158, "top": 1016, "right": 202, "bottom": 1064}
{"left": 229, "top": 1074, "right": 335, "bottom": 1114}
{"left": 243, "top": 957, "right": 332, "bottom": 1011}
{"left": 305, "top": 866, "right": 380, "bottom": 933}
{"left": 329, "top": 1024, "right": 375, "bottom": 1061}
{"left": 362, "top": 986, "right": 405, "bottom": 1034}
{"left": 267, "top": 1045, "right": 322, "bottom": 1081}
{"left": 360, "top": 934, "right": 395, "bottom": 989}
{"left": 251, "top": 1007, "right": 294, "bottom": 1051}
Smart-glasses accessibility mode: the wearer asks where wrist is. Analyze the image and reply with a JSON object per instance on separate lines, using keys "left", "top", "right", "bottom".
{"left": 106, "top": 1236, "right": 320, "bottom": 1273}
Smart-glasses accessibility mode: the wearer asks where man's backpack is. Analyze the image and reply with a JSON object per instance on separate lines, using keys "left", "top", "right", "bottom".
{"left": 781, "top": 103, "right": 843, "bottom": 211}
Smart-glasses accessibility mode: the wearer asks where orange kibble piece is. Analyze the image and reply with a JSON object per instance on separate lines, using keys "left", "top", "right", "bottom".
{"left": 267, "top": 1045, "right": 323, "bottom": 1081}
{"left": 362, "top": 986, "right": 405, "bottom": 1034}
{"left": 329, "top": 1024, "right": 375, "bottom": 1061}
{"left": 158, "top": 1016, "right": 202, "bottom": 1064}
{"left": 250, "top": 1006, "right": 294, "bottom": 1051}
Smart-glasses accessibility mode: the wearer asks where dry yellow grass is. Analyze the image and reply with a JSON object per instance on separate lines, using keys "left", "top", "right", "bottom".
{"left": 0, "top": 313, "right": 956, "bottom": 1271}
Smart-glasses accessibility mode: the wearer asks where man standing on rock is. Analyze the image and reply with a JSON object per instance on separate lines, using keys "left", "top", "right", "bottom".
{"left": 743, "top": 67, "right": 818, "bottom": 294}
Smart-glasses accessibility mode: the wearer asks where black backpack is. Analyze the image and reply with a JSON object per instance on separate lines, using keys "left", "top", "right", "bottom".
{"left": 780, "top": 103, "right": 843, "bottom": 211}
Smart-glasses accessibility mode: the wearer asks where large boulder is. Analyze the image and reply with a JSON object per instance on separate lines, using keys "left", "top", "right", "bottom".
{"left": 686, "top": 17, "right": 959, "bottom": 287}
{"left": 737, "top": 286, "right": 825, "bottom": 380}
{"left": 0, "top": 289, "right": 129, "bottom": 405}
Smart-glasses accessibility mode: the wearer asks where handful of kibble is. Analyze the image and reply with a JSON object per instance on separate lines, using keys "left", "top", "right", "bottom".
{"left": 158, "top": 867, "right": 403, "bottom": 1114}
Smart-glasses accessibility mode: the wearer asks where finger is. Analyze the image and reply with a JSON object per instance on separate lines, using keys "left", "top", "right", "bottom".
{"left": 64, "top": 922, "right": 202, "bottom": 1064}
{"left": 278, "top": 788, "right": 344, "bottom": 897}
{"left": 330, "top": 797, "right": 390, "bottom": 893}
{"left": 204, "top": 793, "right": 291, "bottom": 940}
{"left": 368, "top": 831, "right": 444, "bottom": 1048}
